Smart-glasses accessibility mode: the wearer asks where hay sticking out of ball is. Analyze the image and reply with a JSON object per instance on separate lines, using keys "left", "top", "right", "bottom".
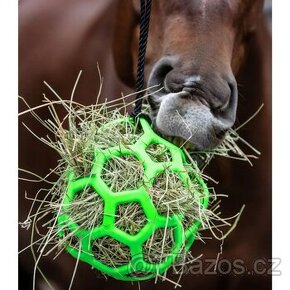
{"left": 19, "top": 73, "right": 258, "bottom": 287}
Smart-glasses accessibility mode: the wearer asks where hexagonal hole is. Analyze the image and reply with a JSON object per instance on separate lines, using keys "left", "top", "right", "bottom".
{"left": 143, "top": 227, "right": 174, "bottom": 264}
{"left": 66, "top": 186, "right": 104, "bottom": 230}
{"left": 115, "top": 202, "right": 147, "bottom": 235}
{"left": 96, "top": 118, "right": 143, "bottom": 148}
{"left": 148, "top": 170, "right": 200, "bottom": 220}
{"left": 92, "top": 236, "right": 131, "bottom": 267}
{"left": 145, "top": 143, "right": 172, "bottom": 163}
{"left": 101, "top": 155, "right": 144, "bottom": 192}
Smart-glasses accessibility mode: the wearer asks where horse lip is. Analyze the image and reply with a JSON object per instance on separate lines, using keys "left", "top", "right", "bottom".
{"left": 181, "top": 87, "right": 211, "bottom": 107}
{"left": 151, "top": 114, "right": 224, "bottom": 151}
{"left": 148, "top": 90, "right": 227, "bottom": 150}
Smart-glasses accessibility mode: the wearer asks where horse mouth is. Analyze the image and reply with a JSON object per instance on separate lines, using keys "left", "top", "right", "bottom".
{"left": 148, "top": 90, "right": 228, "bottom": 151}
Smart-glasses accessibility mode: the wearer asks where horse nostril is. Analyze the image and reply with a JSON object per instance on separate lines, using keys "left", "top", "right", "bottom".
{"left": 209, "top": 79, "right": 238, "bottom": 128}
{"left": 148, "top": 57, "right": 176, "bottom": 90}
{"left": 218, "top": 80, "right": 238, "bottom": 124}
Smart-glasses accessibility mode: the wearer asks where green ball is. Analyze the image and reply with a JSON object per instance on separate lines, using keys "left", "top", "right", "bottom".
{"left": 58, "top": 117, "right": 209, "bottom": 281}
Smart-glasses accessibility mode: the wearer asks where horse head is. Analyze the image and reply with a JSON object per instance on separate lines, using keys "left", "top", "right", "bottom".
{"left": 113, "top": 0, "right": 264, "bottom": 149}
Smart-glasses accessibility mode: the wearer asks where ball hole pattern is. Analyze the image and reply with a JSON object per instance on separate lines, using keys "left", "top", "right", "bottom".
{"left": 101, "top": 155, "right": 144, "bottom": 192}
{"left": 115, "top": 202, "right": 148, "bottom": 235}
{"left": 66, "top": 186, "right": 104, "bottom": 230}
{"left": 92, "top": 236, "right": 131, "bottom": 268}
{"left": 57, "top": 117, "right": 210, "bottom": 280}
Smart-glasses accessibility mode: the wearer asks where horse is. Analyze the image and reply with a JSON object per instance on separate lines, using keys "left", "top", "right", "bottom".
{"left": 19, "top": 0, "right": 271, "bottom": 289}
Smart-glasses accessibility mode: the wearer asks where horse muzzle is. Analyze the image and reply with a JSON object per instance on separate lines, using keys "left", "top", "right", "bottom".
{"left": 147, "top": 57, "right": 238, "bottom": 150}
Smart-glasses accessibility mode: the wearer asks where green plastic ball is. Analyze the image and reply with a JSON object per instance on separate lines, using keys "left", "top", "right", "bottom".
{"left": 58, "top": 117, "right": 209, "bottom": 281}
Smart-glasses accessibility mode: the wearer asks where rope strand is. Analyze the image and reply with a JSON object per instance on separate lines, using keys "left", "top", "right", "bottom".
{"left": 131, "top": 0, "right": 152, "bottom": 119}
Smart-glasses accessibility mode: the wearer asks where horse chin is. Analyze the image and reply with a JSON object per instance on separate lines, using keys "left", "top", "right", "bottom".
{"left": 148, "top": 92, "right": 225, "bottom": 150}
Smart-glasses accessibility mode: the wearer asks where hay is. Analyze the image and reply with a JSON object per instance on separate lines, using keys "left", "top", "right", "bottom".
{"left": 143, "top": 228, "right": 175, "bottom": 264}
{"left": 19, "top": 72, "right": 258, "bottom": 288}
{"left": 64, "top": 186, "right": 104, "bottom": 230}
{"left": 149, "top": 170, "right": 203, "bottom": 229}
{"left": 101, "top": 155, "right": 144, "bottom": 192}
{"left": 115, "top": 202, "right": 147, "bottom": 235}
{"left": 146, "top": 143, "right": 172, "bottom": 163}
{"left": 92, "top": 236, "right": 131, "bottom": 268}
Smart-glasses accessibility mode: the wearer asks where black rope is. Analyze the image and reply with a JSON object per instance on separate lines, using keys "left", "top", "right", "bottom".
{"left": 131, "top": 0, "right": 152, "bottom": 119}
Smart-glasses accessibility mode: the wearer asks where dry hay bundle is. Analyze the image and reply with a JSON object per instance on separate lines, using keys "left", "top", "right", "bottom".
{"left": 19, "top": 72, "right": 259, "bottom": 288}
